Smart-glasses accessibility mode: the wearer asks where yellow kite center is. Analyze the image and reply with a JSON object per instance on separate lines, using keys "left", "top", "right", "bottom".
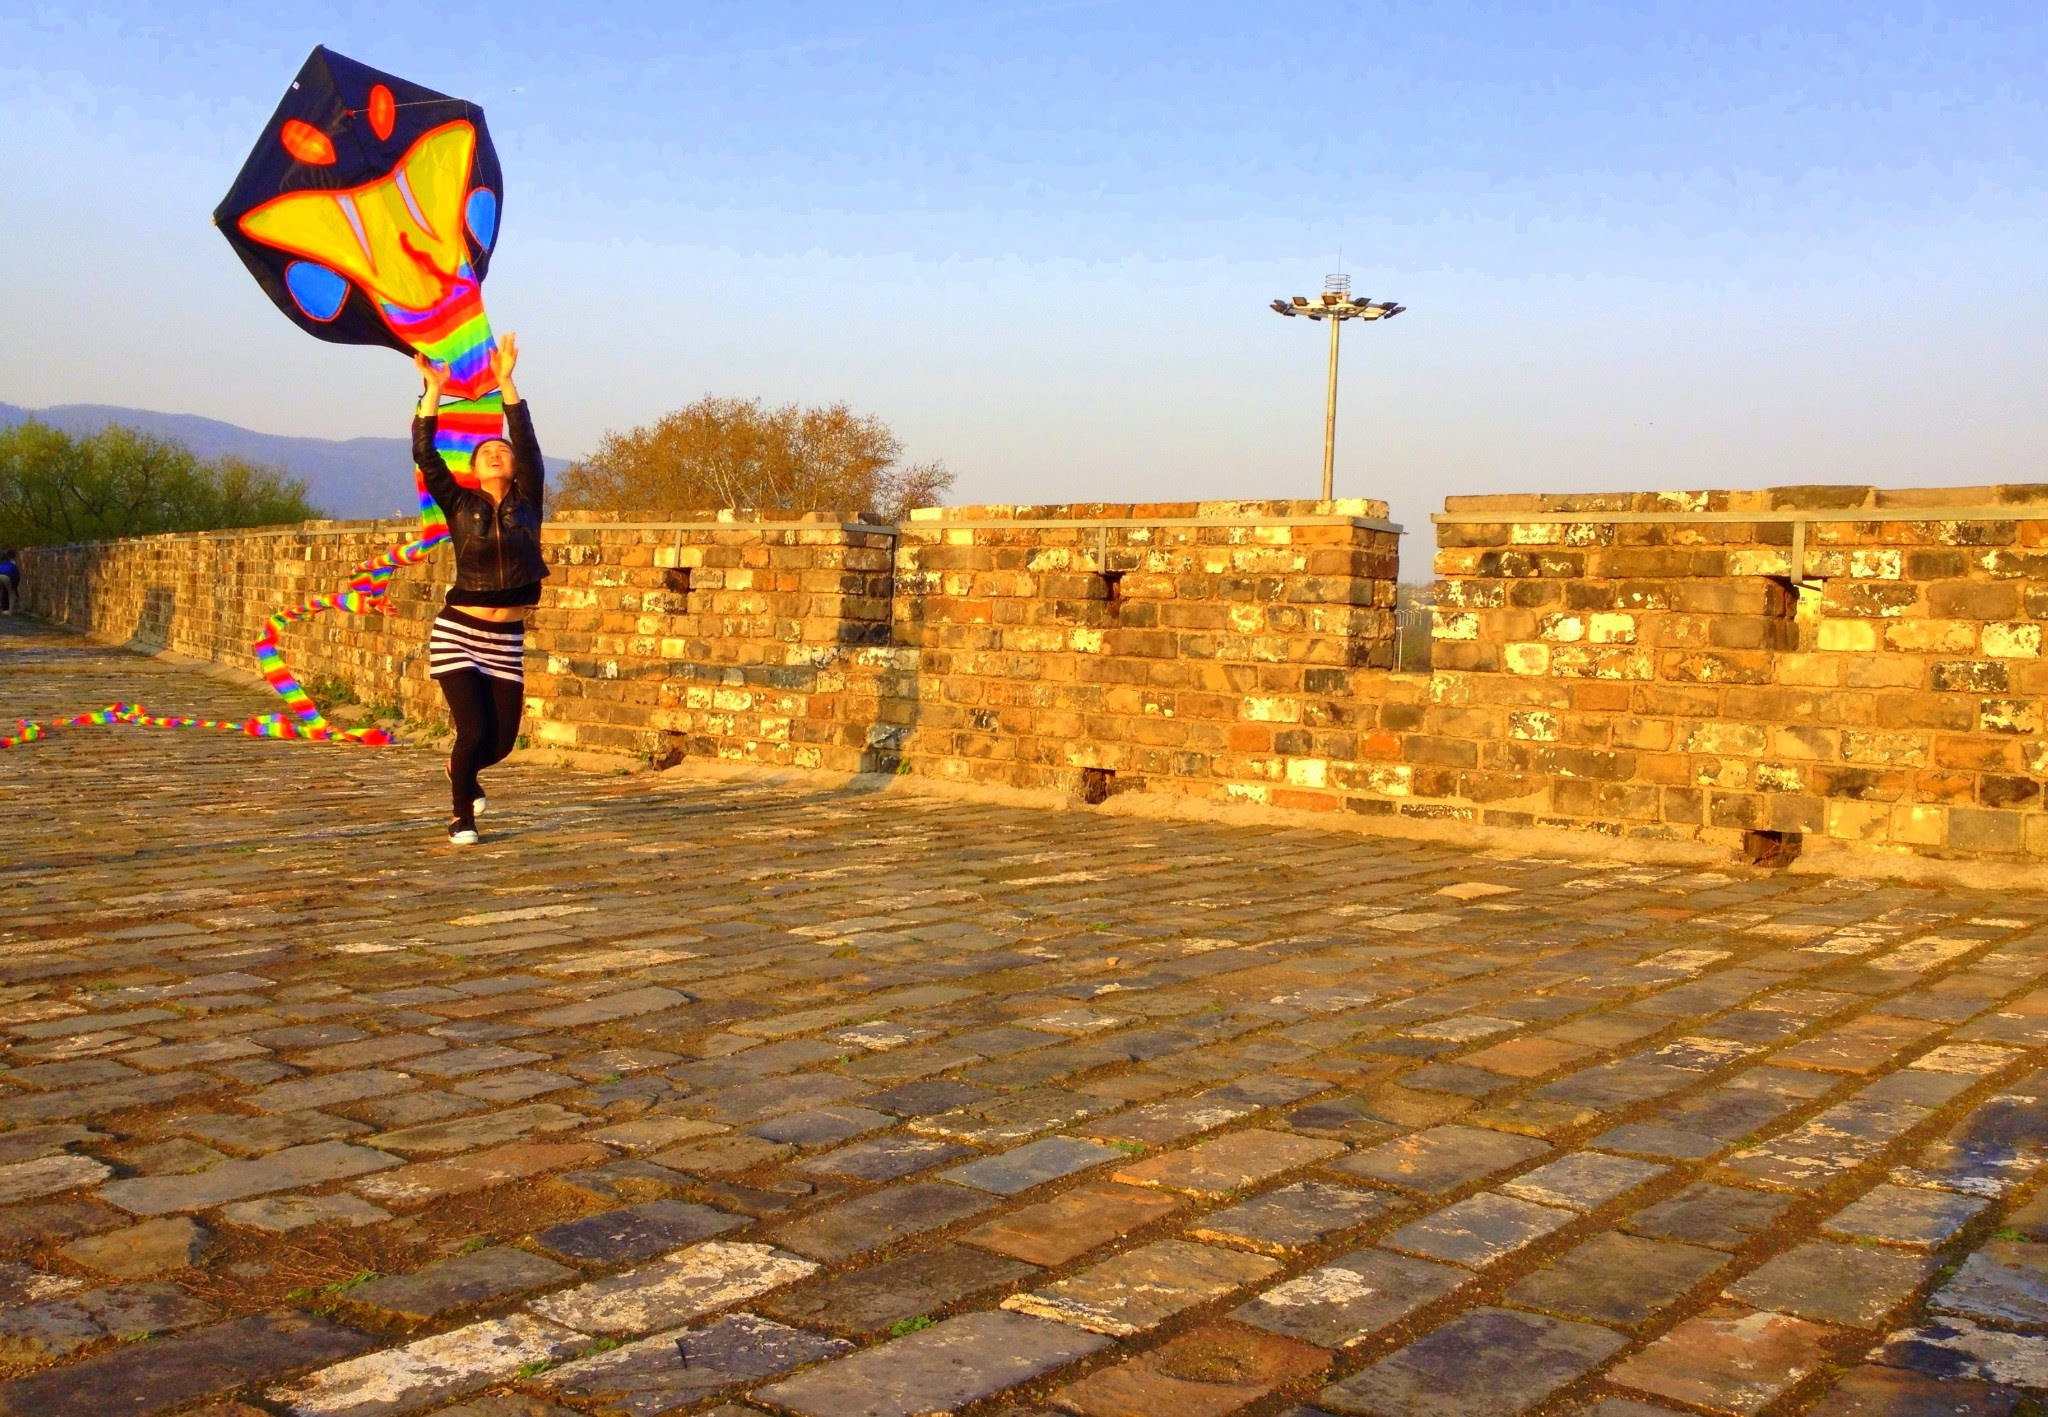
{"left": 238, "top": 121, "right": 478, "bottom": 314}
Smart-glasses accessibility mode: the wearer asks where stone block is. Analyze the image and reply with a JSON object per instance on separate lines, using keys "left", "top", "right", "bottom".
{"left": 1318, "top": 1306, "right": 1625, "bottom": 1417}
{"left": 1112, "top": 1128, "right": 1344, "bottom": 1195}
{"left": 962, "top": 1182, "right": 1183, "bottom": 1267}
{"left": 942, "top": 1135, "right": 1123, "bottom": 1194}
{"left": 1003, "top": 1239, "right": 1279, "bottom": 1336}
{"left": 352, "top": 1140, "right": 606, "bottom": 1206}
{"left": 1233, "top": 1246, "right": 1468, "bottom": 1348}
{"left": 1497, "top": 1152, "right": 1667, "bottom": 1211}
{"left": 1505, "top": 1231, "right": 1726, "bottom": 1326}
{"left": 0, "top": 1314, "right": 373, "bottom": 1417}
{"left": 768, "top": 1181, "right": 997, "bottom": 1263}
{"left": 1334, "top": 1124, "right": 1548, "bottom": 1193}
{"left": 1053, "top": 1323, "right": 1327, "bottom": 1417}
{"left": 762, "top": 1243, "right": 1039, "bottom": 1336}
{"left": 345, "top": 1246, "right": 575, "bottom": 1321}
{"left": 1725, "top": 1240, "right": 1935, "bottom": 1328}
{"left": 59, "top": 1216, "right": 211, "bottom": 1277}
{"left": 101, "top": 1142, "right": 400, "bottom": 1216}
{"left": 1190, "top": 1181, "right": 1394, "bottom": 1254}
{"left": 755, "top": 1310, "right": 1111, "bottom": 1417}
{"left": 0, "top": 1153, "right": 112, "bottom": 1203}
{"left": 1822, "top": 1183, "right": 1987, "bottom": 1250}
{"left": 1805, "top": 1365, "right": 2018, "bottom": 1417}
{"left": 1623, "top": 1182, "right": 1793, "bottom": 1250}
{"left": 533, "top": 1200, "right": 742, "bottom": 1264}
{"left": 797, "top": 1135, "right": 973, "bottom": 1182}
{"left": 528, "top": 1240, "right": 817, "bottom": 1337}
{"left": 1382, "top": 1192, "right": 1576, "bottom": 1268}
{"left": 267, "top": 1314, "right": 583, "bottom": 1417}
{"left": 218, "top": 1194, "right": 391, "bottom": 1232}
{"left": 541, "top": 1312, "right": 851, "bottom": 1414}
{"left": 1873, "top": 1313, "right": 2048, "bottom": 1386}
{"left": 1931, "top": 1241, "right": 2048, "bottom": 1330}
{"left": 367, "top": 1102, "right": 583, "bottom": 1155}
{"left": 1607, "top": 1303, "right": 1840, "bottom": 1413}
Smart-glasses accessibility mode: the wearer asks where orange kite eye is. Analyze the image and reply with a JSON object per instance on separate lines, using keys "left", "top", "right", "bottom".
{"left": 368, "top": 85, "right": 395, "bottom": 141}
{"left": 280, "top": 119, "right": 336, "bottom": 165}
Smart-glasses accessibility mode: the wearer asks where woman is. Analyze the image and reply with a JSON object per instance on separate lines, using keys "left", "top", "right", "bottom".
{"left": 413, "top": 334, "right": 547, "bottom": 845}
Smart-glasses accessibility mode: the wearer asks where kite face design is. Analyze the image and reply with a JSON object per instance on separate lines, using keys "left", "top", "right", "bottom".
{"left": 214, "top": 47, "right": 504, "bottom": 400}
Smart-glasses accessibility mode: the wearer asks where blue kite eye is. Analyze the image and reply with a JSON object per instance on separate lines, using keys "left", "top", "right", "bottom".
{"left": 284, "top": 260, "right": 349, "bottom": 321}
{"left": 465, "top": 188, "right": 498, "bottom": 249}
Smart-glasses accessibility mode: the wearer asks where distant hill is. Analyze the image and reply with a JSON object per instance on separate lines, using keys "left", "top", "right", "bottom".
{"left": 0, "top": 401, "right": 571, "bottom": 521}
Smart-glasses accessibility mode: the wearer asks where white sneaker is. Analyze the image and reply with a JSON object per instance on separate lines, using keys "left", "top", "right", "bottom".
{"left": 449, "top": 828, "right": 480, "bottom": 846}
{"left": 474, "top": 796, "right": 487, "bottom": 816}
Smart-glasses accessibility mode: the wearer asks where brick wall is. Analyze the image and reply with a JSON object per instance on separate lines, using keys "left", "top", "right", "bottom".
{"left": 1411, "top": 485, "right": 2048, "bottom": 860}
{"left": 890, "top": 501, "right": 1402, "bottom": 801}
{"left": 20, "top": 513, "right": 899, "bottom": 771}
{"left": 19, "top": 483, "right": 2047, "bottom": 867}
{"left": 531, "top": 514, "right": 897, "bottom": 767}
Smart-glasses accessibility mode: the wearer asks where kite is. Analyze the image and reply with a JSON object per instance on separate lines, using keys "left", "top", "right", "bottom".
{"left": 5, "top": 46, "right": 506, "bottom": 750}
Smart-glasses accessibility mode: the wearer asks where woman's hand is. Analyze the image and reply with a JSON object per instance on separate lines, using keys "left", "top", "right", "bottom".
{"left": 415, "top": 352, "right": 450, "bottom": 415}
{"left": 489, "top": 333, "right": 520, "bottom": 404}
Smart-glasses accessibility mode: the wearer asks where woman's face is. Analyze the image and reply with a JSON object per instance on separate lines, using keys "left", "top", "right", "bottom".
{"left": 474, "top": 440, "right": 514, "bottom": 492}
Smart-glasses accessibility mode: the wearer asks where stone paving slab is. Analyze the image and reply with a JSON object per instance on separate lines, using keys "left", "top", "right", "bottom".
{"left": 1319, "top": 1305, "right": 1625, "bottom": 1416}
{"left": 267, "top": 1314, "right": 586, "bottom": 1417}
{"left": 1233, "top": 1247, "right": 1471, "bottom": 1348}
{"left": 539, "top": 1312, "right": 851, "bottom": 1412}
{"left": 753, "top": 1310, "right": 1112, "bottom": 1416}
{"left": 1606, "top": 1303, "right": 1842, "bottom": 1413}
{"left": 99, "top": 1141, "right": 401, "bottom": 1214}
{"left": 960, "top": 1181, "right": 1183, "bottom": 1266}
{"left": 6, "top": 614, "right": 2048, "bottom": 1416}
{"left": 1002, "top": 1239, "right": 1280, "bottom": 1336}
{"left": 0, "top": 1313, "right": 374, "bottom": 1417}
{"left": 1189, "top": 1179, "right": 1394, "bottom": 1254}
{"left": 526, "top": 1240, "right": 817, "bottom": 1336}
{"left": 344, "top": 1246, "right": 576, "bottom": 1322}
{"left": 1053, "top": 1322, "right": 1327, "bottom": 1417}
{"left": 1503, "top": 1231, "right": 1727, "bottom": 1328}
{"left": 759, "top": 1242, "right": 1039, "bottom": 1336}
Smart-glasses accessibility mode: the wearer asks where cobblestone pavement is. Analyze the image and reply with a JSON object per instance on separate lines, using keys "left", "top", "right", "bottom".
{"left": 5, "top": 612, "right": 2048, "bottom": 1417}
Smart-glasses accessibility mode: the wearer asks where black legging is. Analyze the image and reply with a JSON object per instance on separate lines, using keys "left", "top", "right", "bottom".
{"left": 439, "top": 670, "right": 523, "bottom": 826}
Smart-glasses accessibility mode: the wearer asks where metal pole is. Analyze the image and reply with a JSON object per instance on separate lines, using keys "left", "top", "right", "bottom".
{"left": 1322, "top": 312, "right": 1341, "bottom": 500}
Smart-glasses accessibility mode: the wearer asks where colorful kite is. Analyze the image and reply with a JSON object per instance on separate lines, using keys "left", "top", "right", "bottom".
{"left": 5, "top": 47, "right": 507, "bottom": 750}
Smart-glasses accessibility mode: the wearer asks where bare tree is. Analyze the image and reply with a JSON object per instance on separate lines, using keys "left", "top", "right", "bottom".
{"left": 553, "top": 397, "right": 953, "bottom": 522}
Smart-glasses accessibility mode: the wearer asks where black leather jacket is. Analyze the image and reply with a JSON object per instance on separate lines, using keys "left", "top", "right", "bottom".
{"left": 413, "top": 401, "right": 549, "bottom": 601}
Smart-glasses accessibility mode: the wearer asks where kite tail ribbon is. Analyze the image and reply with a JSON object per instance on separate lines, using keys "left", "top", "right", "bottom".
{"left": 3, "top": 390, "right": 496, "bottom": 751}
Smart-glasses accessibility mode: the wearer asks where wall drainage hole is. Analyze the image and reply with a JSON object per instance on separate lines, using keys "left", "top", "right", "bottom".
{"left": 1099, "top": 570, "right": 1126, "bottom": 601}
{"left": 1742, "top": 829, "right": 1803, "bottom": 868}
{"left": 1078, "top": 767, "right": 1116, "bottom": 804}
{"left": 663, "top": 567, "right": 693, "bottom": 598}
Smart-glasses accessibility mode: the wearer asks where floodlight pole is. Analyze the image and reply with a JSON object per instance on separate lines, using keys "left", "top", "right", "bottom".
{"left": 1269, "top": 277, "right": 1404, "bottom": 502}
{"left": 1323, "top": 308, "right": 1342, "bottom": 500}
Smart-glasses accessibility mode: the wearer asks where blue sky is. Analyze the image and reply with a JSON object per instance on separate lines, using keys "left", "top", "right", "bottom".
{"left": 4, "top": 1, "right": 2044, "bottom": 547}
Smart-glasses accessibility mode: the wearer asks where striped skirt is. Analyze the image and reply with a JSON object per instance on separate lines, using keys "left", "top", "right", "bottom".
{"left": 428, "top": 607, "right": 525, "bottom": 683}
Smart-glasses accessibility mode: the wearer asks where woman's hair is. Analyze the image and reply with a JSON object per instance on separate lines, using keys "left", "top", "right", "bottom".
{"left": 472, "top": 438, "right": 514, "bottom": 474}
